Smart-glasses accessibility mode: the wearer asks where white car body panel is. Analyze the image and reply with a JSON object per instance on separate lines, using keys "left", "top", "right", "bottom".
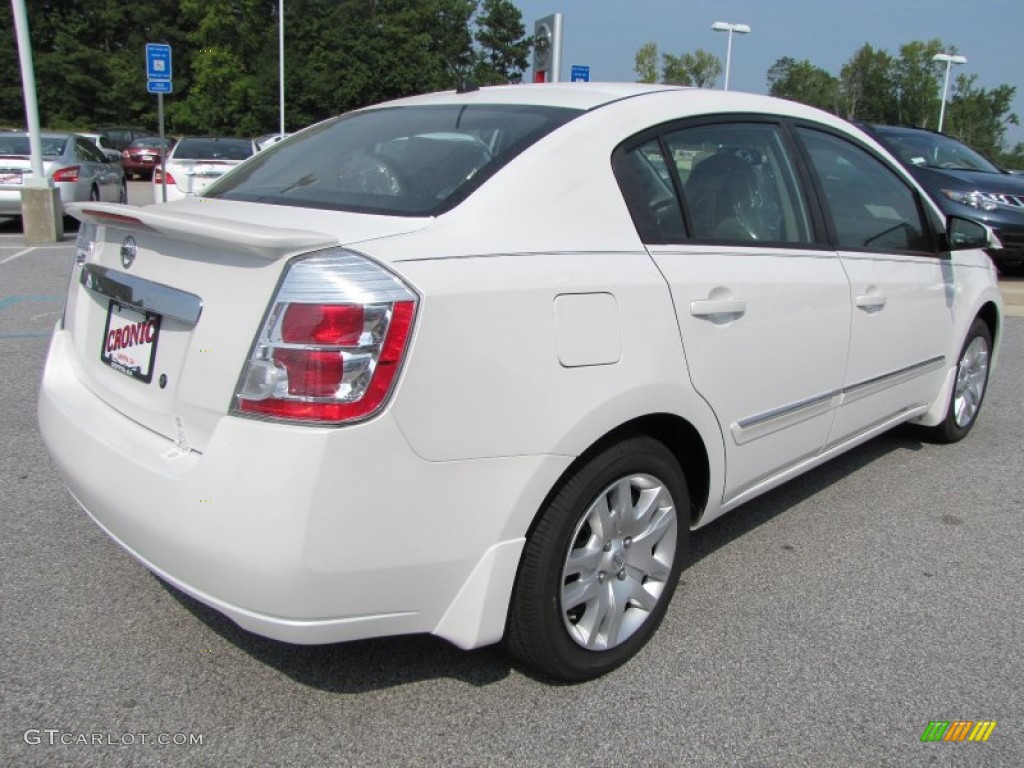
{"left": 649, "top": 245, "right": 851, "bottom": 502}
{"left": 39, "top": 84, "right": 1003, "bottom": 652}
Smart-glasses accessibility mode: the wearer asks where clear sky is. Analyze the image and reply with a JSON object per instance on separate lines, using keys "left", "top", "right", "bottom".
{"left": 511, "top": 0, "right": 1024, "bottom": 147}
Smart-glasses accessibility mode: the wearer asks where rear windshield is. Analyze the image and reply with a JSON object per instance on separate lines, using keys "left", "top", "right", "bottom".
{"left": 0, "top": 136, "right": 68, "bottom": 156}
{"left": 134, "top": 136, "right": 173, "bottom": 149}
{"left": 173, "top": 138, "right": 253, "bottom": 161}
{"left": 206, "top": 104, "right": 581, "bottom": 216}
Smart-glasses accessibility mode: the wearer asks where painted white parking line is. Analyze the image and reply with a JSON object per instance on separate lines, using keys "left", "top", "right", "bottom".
{"left": 0, "top": 247, "right": 34, "bottom": 265}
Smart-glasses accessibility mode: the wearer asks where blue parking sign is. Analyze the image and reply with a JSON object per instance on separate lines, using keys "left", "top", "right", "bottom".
{"left": 146, "top": 43, "right": 172, "bottom": 81}
{"left": 570, "top": 65, "right": 590, "bottom": 82}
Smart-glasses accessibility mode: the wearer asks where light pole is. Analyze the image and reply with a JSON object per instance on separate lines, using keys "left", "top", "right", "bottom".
{"left": 279, "top": 0, "right": 285, "bottom": 140}
{"left": 712, "top": 21, "right": 751, "bottom": 91}
{"left": 933, "top": 52, "right": 967, "bottom": 133}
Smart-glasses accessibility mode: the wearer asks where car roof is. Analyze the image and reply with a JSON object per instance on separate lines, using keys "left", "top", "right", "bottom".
{"left": 0, "top": 131, "right": 72, "bottom": 139}
{"left": 367, "top": 83, "right": 859, "bottom": 133}
{"left": 379, "top": 82, "right": 687, "bottom": 111}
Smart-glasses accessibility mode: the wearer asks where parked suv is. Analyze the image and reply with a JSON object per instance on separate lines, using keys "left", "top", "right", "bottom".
{"left": 863, "top": 124, "right": 1024, "bottom": 274}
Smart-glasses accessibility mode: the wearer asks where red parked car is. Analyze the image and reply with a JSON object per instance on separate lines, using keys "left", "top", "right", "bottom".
{"left": 121, "top": 136, "right": 175, "bottom": 180}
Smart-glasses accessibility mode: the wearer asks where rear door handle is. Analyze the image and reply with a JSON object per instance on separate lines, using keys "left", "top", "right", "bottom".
{"left": 690, "top": 298, "right": 746, "bottom": 317}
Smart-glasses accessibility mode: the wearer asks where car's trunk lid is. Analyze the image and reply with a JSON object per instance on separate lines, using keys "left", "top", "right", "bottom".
{"left": 62, "top": 201, "right": 430, "bottom": 453}
{"left": 168, "top": 160, "right": 243, "bottom": 195}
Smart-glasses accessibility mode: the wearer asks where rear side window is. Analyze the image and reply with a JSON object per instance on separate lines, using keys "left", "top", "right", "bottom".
{"left": 666, "top": 123, "right": 812, "bottom": 244}
{"left": 613, "top": 122, "right": 812, "bottom": 245}
{"left": 207, "top": 104, "right": 581, "bottom": 216}
{"left": 797, "top": 128, "right": 931, "bottom": 253}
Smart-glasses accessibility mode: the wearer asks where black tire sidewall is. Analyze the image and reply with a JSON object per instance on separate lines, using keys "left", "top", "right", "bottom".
{"left": 924, "top": 318, "right": 992, "bottom": 443}
{"left": 508, "top": 436, "right": 690, "bottom": 681}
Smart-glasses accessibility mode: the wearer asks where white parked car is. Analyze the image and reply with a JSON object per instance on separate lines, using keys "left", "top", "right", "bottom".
{"left": 152, "top": 136, "right": 256, "bottom": 203}
{"left": 0, "top": 132, "right": 126, "bottom": 217}
{"left": 40, "top": 84, "right": 1002, "bottom": 681}
{"left": 78, "top": 132, "right": 123, "bottom": 163}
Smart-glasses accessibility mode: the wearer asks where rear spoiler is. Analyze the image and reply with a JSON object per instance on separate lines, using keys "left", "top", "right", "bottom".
{"left": 69, "top": 202, "right": 338, "bottom": 262}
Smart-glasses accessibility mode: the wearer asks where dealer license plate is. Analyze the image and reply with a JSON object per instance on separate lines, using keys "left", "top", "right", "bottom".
{"left": 0, "top": 172, "right": 23, "bottom": 185}
{"left": 100, "top": 301, "right": 161, "bottom": 383}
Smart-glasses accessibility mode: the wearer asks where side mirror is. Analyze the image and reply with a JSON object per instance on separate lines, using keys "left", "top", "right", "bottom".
{"left": 947, "top": 216, "right": 1000, "bottom": 251}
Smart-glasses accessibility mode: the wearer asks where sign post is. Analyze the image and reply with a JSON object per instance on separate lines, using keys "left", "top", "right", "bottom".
{"left": 531, "top": 14, "right": 563, "bottom": 83}
{"left": 145, "top": 43, "right": 172, "bottom": 202}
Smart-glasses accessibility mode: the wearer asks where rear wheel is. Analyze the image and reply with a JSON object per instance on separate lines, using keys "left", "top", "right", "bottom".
{"left": 506, "top": 435, "right": 689, "bottom": 681}
{"left": 918, "top": 318, "right": 992, "bottom": 443}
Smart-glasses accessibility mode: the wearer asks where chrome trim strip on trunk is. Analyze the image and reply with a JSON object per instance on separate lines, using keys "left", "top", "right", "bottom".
{"left": 81, "top": 264, "right": 203, "bottom": 324}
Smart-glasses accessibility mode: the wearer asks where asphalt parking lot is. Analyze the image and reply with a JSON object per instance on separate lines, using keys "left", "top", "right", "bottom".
{"left": 1, "top": 188, "right": 1022, "bottom": 766}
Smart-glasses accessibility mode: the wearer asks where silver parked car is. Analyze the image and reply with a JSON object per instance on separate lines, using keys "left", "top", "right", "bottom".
{"left": 0, "top": 132, "right": 127, "bottom": 218}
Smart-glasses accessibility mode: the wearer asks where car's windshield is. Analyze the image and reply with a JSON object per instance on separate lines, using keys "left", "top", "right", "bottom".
{"left": 878, "top": 129, "right": 1001, "bottom": 173}
{"left": 0, "top": 136, "right": 67, "bottom": 157}
{"left": 207, "top": 104, "right": 581, "bottom": 216}
{"left": 173, "top": 138, "right": 253, "bottom": 161}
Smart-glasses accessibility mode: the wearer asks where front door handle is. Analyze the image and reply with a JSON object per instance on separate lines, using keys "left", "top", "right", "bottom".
{"left": 855, "top": 292, "right": 887, "bottom": 311}
{"left": 690, "top": 298, "right": 746, "bottom": 317}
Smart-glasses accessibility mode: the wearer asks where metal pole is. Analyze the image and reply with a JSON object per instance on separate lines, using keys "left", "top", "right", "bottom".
{"left": 937, "top": 58, "right": 952, "bottom": 133}
{"left": 279, "top": 0, "right": 285, "bottom": 139}
{"left": 11, "top": 0, "right": 45, "bottom": 181}
{"left": 724, "top": 29, "right": 734, "bottom": 91}
{"left": 158, "top": 92, "right": 167, "bottom": 202}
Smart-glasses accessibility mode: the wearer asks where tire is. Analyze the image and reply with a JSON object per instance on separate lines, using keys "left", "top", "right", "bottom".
{"left": 918, "top": 318, "right": 992, "bottom": 443}
{"left": 505, "top": 435, "right": 690, "bottom": 681}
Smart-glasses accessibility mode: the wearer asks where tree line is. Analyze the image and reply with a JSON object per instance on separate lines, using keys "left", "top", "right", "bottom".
{"left": 0, "top": 0, "right": 531, "bottom": 137}
{"left": 637, "top": 39, "right": 1023, "bottom": 168}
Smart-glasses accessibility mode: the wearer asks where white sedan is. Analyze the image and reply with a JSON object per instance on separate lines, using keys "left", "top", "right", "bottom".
{"left": 40, "top": 84, "right": 1002, "bottom": 681}
{"left": 152, "top": 136, "right": 256, "bottom": 203}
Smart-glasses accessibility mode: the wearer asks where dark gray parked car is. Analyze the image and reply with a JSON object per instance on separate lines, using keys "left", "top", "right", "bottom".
{"left": 863, "top": 124, "right": 1024, "bottom": 274}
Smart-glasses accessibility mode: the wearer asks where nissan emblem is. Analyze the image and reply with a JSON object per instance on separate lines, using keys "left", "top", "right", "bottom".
{"left": 120, "top": 236, "right": 137, "bottom": 269}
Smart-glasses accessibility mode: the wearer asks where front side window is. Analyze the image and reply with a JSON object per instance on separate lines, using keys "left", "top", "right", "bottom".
{"left": 207, "top": 105, "right": 581, "bottom": 216}
{"left": 797, "top": 128, "right": 931, "bottom": 253}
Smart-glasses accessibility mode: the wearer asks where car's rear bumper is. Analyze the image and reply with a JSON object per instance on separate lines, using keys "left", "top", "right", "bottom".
{"left": 38, "top": 328, "right": 568, "bottom": 648}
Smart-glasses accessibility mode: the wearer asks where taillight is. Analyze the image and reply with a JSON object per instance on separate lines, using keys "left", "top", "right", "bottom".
{"left": 52, "top": 166, "right": 80, "bottom": 182}
{"left": 233, "top": 249, "right": 418, "bottom": 424}
{"left": 153, "top": 168, "right": 176, "bottom": 184}
{"left": 122, "top": 150, "right": 130, "bottom": 160}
